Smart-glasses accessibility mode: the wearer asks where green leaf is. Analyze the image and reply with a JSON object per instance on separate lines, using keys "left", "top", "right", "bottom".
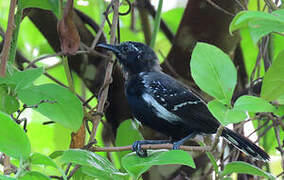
{"left": 230, "top": 10, "right": 284, "bottom": 43}
{"left": 0, "top": 95, "right": 20, "bottom": 114}
{"left": 221, "top": 161, "right": 275, "bottom": 179}
{"left": 60, "top": 149, "right": 126, "bottom": 180}
{"left": 0, "top": 111, "right": 31, "bottom": 159}
{"left": 49, "top": 150, "right": 64, "bottom": 159}
{"left": 0, "top": 68, "right": 44, "bottom": 92}
{"left": 234, "top": 95, "right": 275, "bottom": 113}
{"left": 208, "top": 100, "right": 247, "bottom": 125}
{"left": 19, "top": 171, "right": 50, "bottom": 180}
{"left": 122, "top": 150, "right": 195, "bottom": 179}
{"left": 0, "top": 175, "right": 17, "bottom": 180}
{"left": 261, "top": 50, "right": 284, "bottom": 103}
{"left": 30, "top": 152, "right": 57, "bottom": 168}
{"left": 8, "top": 67, "right": 44, "bottom": 92}
{"left": 18, "top": 84, "right": 83, "bottom": 131}
{"left": 115, "top": 120, "right": 143, "bottom": 160}
{"left": 276, "top": 94, "right": 284, "bottom": 105}
{"left": 21, "top": 0, "right": 60, "bottom": 18}
{"left": 191, "top": 42, "right": 237, "bottom": 105}
{"left": 30, "top": 152, "right": 67, "bottom": 180}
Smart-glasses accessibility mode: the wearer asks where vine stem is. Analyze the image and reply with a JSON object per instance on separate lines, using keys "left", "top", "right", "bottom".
{"left": 149, "top": 0, "right": 163, "bottom": 48}
{"left": 0, "top": 0, "right": 17, "bottom": 77}
{"left": 88, "top": 0, "right": 119, "bottom": 144}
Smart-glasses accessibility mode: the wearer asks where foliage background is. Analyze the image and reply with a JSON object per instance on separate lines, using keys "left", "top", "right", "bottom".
{"left": 0, "top": 0, "right": 283, "bottom": 179}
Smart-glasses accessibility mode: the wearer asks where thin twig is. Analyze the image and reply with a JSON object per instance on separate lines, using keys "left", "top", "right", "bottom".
{"left": 22, "top": 58, "right": 92, "bottom": 109}
{"left": 26, "top": 52, "right": 63, "bottom": 69}
{"left": 264, "top": 0, "right": 278, "bottom": 10}
{"left": 80, "top": 42, "right": 110, "bottom": 60}
{"left": 272, "top": 117, "right": 284, "bottom": 174}
{"left": 247, "top": 119, "right": 269, "bottom": 138}
{"left": 67, "top": 165, "right": 80, "bottom": 180}
{"left": 210, "top": 126, "right": 224, "bottom": 151}
{"left": 90, "top": 18, "right": 106, "bottom": 49}
{"left": 254, "top": 124, "right": 273, "bottom": 143}
{"left": 276, "top": 171, "right": 284, "bottom": 178}
{"left": 233, "top": 0, "right": 247, "bottom": 10}
{"left": 206, "top": 0, "right": 235, "bottom": 16}
{"left": 87, "top": 0, "right": 120, "bottom": 144}
{"left": 0, "top": 0, "right": 17, "bottom": 77}
{"left": 26, "top": 51, "right": 89, "bottom": 69}
{"left": 90, "top": 144, "right": 211, "bottom": 152}
{"left": 64, "top": 163, "right": 72, "bottom": 176}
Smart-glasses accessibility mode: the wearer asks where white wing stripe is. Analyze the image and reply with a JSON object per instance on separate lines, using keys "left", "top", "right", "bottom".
{"left": 142, "top": 93, "right": 182, "bottom": 123}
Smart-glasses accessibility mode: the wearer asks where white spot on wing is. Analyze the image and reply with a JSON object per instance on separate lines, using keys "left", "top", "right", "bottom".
{"left": 142, "top": 93, "right": 182, "bottom": 123}
{"left": 172, "top": 101, "right": 201, "bottom": 111}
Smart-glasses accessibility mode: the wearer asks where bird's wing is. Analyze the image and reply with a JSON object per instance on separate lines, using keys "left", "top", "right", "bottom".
{"left": 141, "top": 72, "right": 219, "bottom": 133}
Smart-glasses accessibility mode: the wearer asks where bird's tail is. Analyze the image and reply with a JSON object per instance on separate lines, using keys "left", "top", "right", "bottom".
{"left": 221, "top": 127, "right": 270, "bottom": 161}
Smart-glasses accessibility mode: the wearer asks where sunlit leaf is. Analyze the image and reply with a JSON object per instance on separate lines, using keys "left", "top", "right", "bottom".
{"left": 261, "top": 50, "right": 284, "bottom": 104}
{"left": 208, "top": 100, "right": 247, "bottom": 126}
{"left": 191, "top": 43, "right": 237, "bottom": 105}
{"left": 221, "top": 161, "right": 275, "bottom": 179}
{"left": 30, "top": 152, "right": 57, "bottom": 168}
{"left": 0, "top": 67, "right": 44, "bottom": 92}
{"left": 234, "top": 95, "right": 275, "bottom": 112}
{"left": 122, "top": 150, "right": 195, "bottom": 179}
{"left": 230, "top": 10, "right": 284, "bottom": 43}
{"left": 0, "top": 111, "right": 31, "bottom": 159}
{"left": 0, "top": 175, "right": 17, "bottom": 180}
{"left": 60, "top": 149, "right": 126, "bottom": 180}
{"left": 19, "top": 171, "right": 50, "bottom": 180}
{"left": 18, "top": 84, "right": 83, "bottom": 131}
{"left": 0, "top": 95, "right": 19, "bottom": 114}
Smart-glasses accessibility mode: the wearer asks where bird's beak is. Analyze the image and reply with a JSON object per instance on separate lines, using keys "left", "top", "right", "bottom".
{"left": 96, "top": 43, "right": 120, "bottom": 54}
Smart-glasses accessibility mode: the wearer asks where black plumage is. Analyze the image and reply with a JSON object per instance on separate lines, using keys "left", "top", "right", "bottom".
{"left": 97, "top": 41, "right": 269, "bottom": 161}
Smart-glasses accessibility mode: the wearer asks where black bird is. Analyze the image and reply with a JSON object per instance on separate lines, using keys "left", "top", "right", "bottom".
{"left": 97, "top": 41, "right": 269, "bottom": 161}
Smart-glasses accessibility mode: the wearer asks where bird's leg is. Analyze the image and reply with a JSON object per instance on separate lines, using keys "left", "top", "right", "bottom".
{"left": 132, "top": 140, "right": 171, "bottom": 157}
{"left": 172, "top": 132, "right": 197, "bottom": 150}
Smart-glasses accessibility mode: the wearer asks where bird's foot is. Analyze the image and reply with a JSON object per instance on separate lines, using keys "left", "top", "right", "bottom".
{"left": 172, "top": 132, "right": 197, "bottom": 150}
{"left": 132, "top": 141, "right": 148, "bottom": 157}
{"left": 172, "top": 142, "right": 182, "bottom": 150}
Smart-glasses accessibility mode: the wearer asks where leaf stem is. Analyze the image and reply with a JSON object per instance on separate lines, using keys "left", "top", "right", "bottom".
{"left": 149, "top": 0, "right": 163, "bottom": 48}
{"left": 62, "top": 56, "right": 75, "bottom": 93}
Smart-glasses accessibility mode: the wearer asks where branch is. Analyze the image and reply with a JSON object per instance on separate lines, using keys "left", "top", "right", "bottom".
{"left": 210, "top": 126, "right": 224, "bottom": 151}
{"left": 0, "top": 0, "right": 17, "bottom": 77}
{"left": 90, "top": 144, "right": 211, "bottom": 152}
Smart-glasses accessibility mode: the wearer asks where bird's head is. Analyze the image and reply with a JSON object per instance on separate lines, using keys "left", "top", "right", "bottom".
{"left": 97, "top": 41, "right": 161, "bottom": 75}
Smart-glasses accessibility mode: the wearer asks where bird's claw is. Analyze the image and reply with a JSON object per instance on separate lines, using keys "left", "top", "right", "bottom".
{"left": 132, "top": 141, "right": 148, "bottom": 157}
{"left": 172, "top": 142, "right": 181, "bottom": 150}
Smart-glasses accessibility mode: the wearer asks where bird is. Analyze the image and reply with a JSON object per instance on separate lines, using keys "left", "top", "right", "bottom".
{"left": 97, "top": 41, "right": 270, "bottom": 161}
